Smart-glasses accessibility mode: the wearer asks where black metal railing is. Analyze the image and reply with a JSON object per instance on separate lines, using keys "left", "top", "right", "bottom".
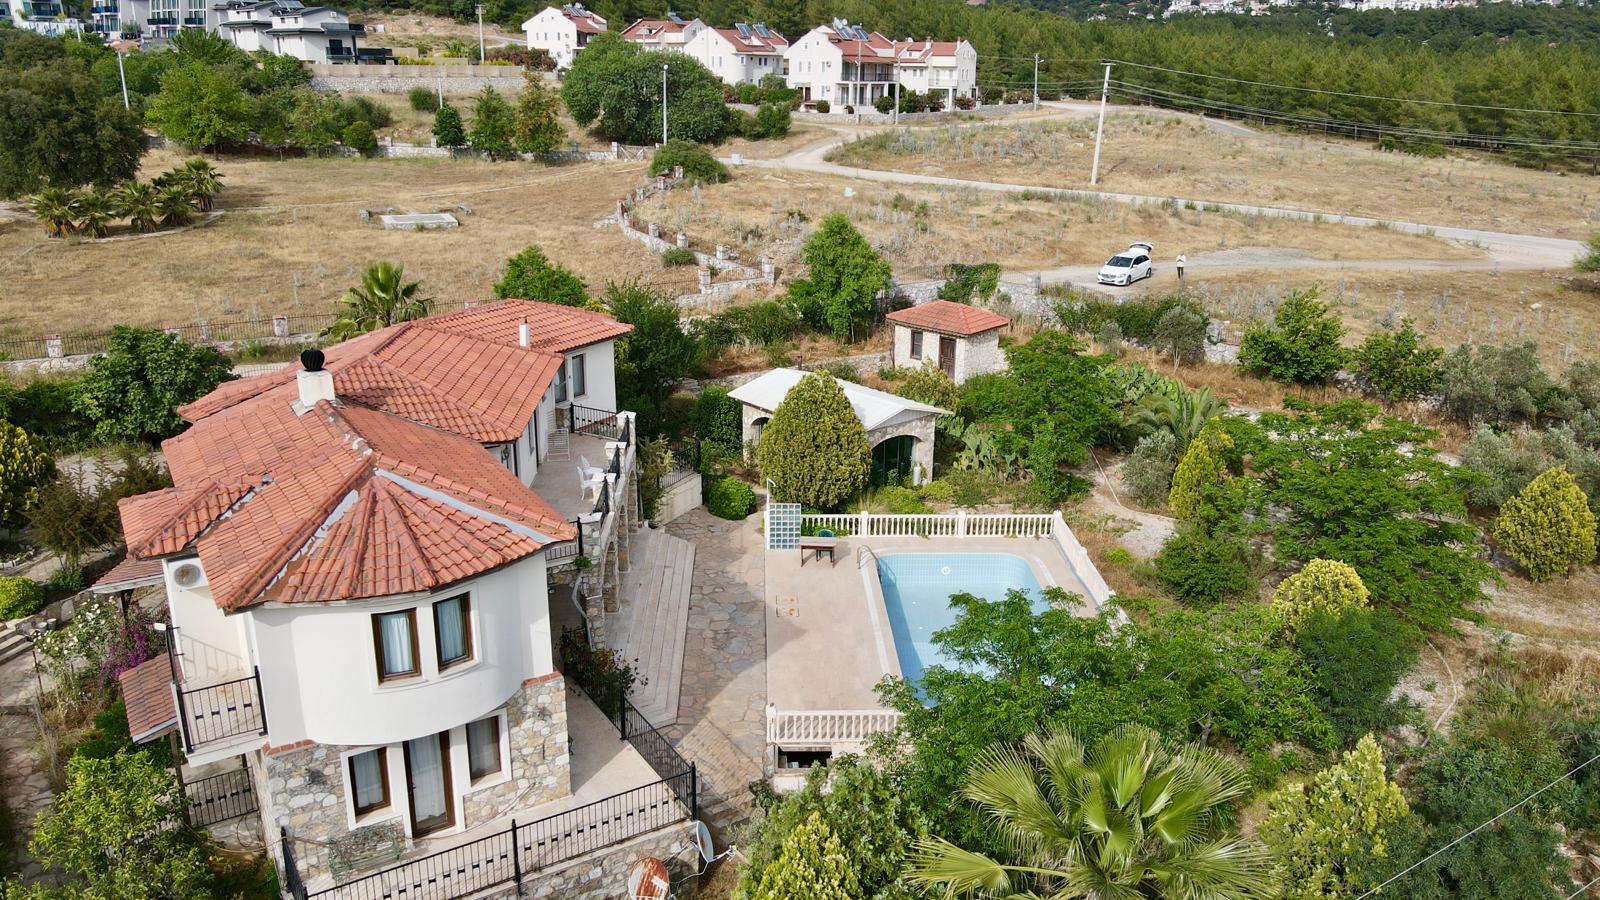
{"left": 616, "top": 693, "right": 698, "bottom": 817}
{"left": 185, "top": 766, "right": 257, "bottom": 827}
{"left": 175, "top": 667, "right": 268, "bottom": 753}
{"left": 568, "top": 405, "right": 620, "bottom": 439}
{"left": 544, "top": 517, "right": 586, "bottom": 564}
{"left": 294, "top": 773, "right": 694, "bottom": 900}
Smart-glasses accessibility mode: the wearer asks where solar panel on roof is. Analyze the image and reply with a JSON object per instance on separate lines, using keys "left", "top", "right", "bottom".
{"left": 667, "top": 11, "right": 683, "bottom": 23}
{"left": 735, "top": 22, "right": 750, "bottom": 37}
{"left": 753, "top": 23, "right": 767, "bottom": 37}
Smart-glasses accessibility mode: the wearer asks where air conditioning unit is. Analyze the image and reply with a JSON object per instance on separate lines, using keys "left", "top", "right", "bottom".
{"left": 171, "top": 562, "right": 205, "bottom": 588}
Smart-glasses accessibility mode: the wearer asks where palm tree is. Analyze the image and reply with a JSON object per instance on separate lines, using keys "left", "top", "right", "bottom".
{"left": 177, "top": 157, "right": 224, "bottom": 211}
{"left": 27, "top": 187, "right": 80, "bottom": 238}
{"left": 71, "top": 190, "right": 118, "bottom": 238}
{"left": 154, "top": 185, "right": 198, "bottom": 229}
{"left": 908, "top": 725, "right": 1271, "bottom": 900}
{"left": 114, "top": 181, "right": 160, "bottom": 233}
{"left": 323, "top": 262, "right": 433, "bottom": 341}
{"left": 1125, "top": 386, "right": 1229, "bottom": 453}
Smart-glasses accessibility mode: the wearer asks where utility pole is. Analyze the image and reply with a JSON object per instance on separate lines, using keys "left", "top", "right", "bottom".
{"left": 892, "top": 59, "right": 899, "bottom": 125}
{"left": 474, "top": 3, "right": 485, "bottom": 63}
{"left": 661, "top": 63, "right": 669, "bottom": 145}
{"left": 116, "top": 48, "right": 130, "bottom": 110}
{"left": 1032, "top": 53, "right": 1039, "bottom": 110}
{"left": 1090, "top": 62, "right": 1112, "bottom": 186}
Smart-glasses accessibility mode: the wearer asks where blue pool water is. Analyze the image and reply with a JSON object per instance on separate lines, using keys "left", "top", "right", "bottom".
{"left": 876, "top": 553, "right": 1047, "bottom": 684}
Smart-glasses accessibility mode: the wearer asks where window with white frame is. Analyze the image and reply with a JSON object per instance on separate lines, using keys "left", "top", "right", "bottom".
{"left": 466, "top": 716, "right": 503, "bottom": 781}
{"left": 432, "top": 594, "right": 473, "bottom": 670}
{"left": 372, "top": 610, "right": 419, "bottom": 682}
{"left": 348, "top": 747, "right": 390, "bottom": 815}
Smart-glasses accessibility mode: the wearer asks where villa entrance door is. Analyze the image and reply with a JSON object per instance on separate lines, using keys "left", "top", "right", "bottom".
{"left": 938, "top": 336, "right": 956, "bottom": 379}
{"left": 403, "top": 733, "right": 454, "bottom": 836}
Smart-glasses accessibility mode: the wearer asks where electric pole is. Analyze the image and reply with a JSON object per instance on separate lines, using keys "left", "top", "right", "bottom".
{"left": 475, "top": 3, "right": 485, "bottom": 63}
{"left": 661, "top": 63, "right": 669, "bottom": 145}
{"left": 116, "top": 49, "right": 130, "bottom": 110}
{"left": 1032, "top": 53, "right": 1039, "bottom": 110}
{"left": 1090, "top": 62, "right": 1112, "bottom": 186}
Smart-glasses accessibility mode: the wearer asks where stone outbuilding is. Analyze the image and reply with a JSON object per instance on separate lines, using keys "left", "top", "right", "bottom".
{"left": 729, "top": 367, "right": 947, "bottom": 486}
{"left": 885, "top": 300, "right": 1009, "bottom": 384}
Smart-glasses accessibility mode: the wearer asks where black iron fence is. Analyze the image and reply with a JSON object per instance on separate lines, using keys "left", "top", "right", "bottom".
{"left": 617, "top": 694, "right": 698, "bottom": 818}
{"left": 185, "top": 766, "right": 258, "bottom": 827}
{"left": 176, "top": 667, "right": 268, "bottom": 753}
{"left": 568, "top": 404, "right": 621, "bottom": 440}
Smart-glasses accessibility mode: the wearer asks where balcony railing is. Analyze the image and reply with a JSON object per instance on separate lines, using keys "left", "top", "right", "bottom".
{"left": 147, "top": 14, "right": 176, "bottom": 24}
{"left": 175, "top": 666, "right": 269, "bottom": 753}
{"left": 185, "top": 766, "right": 259, "bottom": 827}
{"left": 182, "top": 14, "right": 203, "bottom": 23}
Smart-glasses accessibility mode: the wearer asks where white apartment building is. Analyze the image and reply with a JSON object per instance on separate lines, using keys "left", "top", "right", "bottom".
{"left": 5, "top": 0, "right": 83, "bottom": 36}
{"left": 618, "top": 11, "right": 704, "bottom": 52}
{"left": 784, "top": 20, "right": 978, "bottom": 110}
{"left": 682, "top": 21, "right": 788, "bottom": 86}
{"left": 212, "top": 0, "right": 371, "bottom": 61}
{"left": 521, "top": 2, "right": 606, "bottom": 69}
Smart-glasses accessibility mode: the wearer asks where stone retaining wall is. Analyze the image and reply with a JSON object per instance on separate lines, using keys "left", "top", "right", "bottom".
{"left": 792, "top": 102, "right": 1040, "bottom": 126}
{"left": 481, "top": 820, "right": 699, "bottom": 899}
{"left": 307, "top": 64, "right": 538, "bottom": 95}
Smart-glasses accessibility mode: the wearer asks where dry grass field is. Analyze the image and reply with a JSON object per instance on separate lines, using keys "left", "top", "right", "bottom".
{"left": 354, "top": 12, "right": 522, "bottom": 51}
{"left": 0, "top": 149, "right": 670, "bottom": 338}
{"left": 831, "top": 113, "right": 1600, "bottom": 239}
{"left": 633, "top": 168, "right": 1479, "bottom": 279}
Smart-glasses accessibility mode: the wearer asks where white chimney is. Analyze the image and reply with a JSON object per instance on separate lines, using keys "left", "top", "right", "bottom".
{"left": 294, "top": 348, "right": 335, "bottom": 413}
{"left": 518, "top": 319, "right": 531, "bottom": 349}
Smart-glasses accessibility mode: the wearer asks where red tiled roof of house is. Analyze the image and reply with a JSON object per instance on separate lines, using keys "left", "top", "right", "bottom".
{"left": 90, "top": 555, "right": 166, "bottom": 594}
{"left": 621, "top": 17, "right": 689, "bottom": 38}
{"left": 424, "top": 299, "right": 633, "bottom": 353}
{"left": 886, "top": 300, "right": 1009, "bottom": 336}
{"left": 118, "top": 655, "right": 177, "bottom": 743}
{"left": 714, "top": 25, "right": 788, "bottom": 52}
{"left": 566, "top": 6, "right": 605, "bottom": 34}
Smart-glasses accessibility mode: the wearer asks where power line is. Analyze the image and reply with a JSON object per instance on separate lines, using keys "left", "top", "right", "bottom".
{"left": 1567, "top": 872, "right": 1600, "bottom": 900}
{"left": 1355, "top": 749, "right": 1600, "bottom": 899}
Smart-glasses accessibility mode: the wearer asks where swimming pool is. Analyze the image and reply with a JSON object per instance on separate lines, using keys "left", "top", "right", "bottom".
{"left": 875, "top": 553, "right": 1048, "bottom": 684}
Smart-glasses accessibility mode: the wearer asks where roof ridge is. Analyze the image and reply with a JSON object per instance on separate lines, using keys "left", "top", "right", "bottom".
{"left": 373, "top": 449, "right": 572, "bottom": 539}
{"left": 376, "top": 479, "right": 438, "bottom": 588}
{"left": 125, "top": 478, "right": 254, "bottom": 558}
{"left": 331, "top": 486, "right": 376, "bottom": 601}
{"left": 342, "top": 354, "right": 507, "bottom": 434}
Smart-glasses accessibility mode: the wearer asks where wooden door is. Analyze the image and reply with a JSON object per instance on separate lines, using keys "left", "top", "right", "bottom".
{"left": 404, "top": 733, "right": 454, "bottom": 836}
{"left": 938, "top": 336, "right": 956, "bottom": 379}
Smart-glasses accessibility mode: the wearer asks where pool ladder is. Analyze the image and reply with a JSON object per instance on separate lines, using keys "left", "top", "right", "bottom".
{"left": 857, "top": 544, "right": 879, "bottom": 569}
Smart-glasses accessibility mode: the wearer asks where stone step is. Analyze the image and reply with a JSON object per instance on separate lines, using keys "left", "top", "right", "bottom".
{"left": 0, "top": 626, "right": 32, "bottom": 667}
{"left": 614, "top": 527, "right": 693, "bottom": 728}
{"left": 672, "top": 723, "right": 758, "bottom": 830}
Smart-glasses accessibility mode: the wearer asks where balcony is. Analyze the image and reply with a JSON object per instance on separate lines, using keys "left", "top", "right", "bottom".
{"left": 182, "top": 14, "right": 203, "bottom": 24}
{"left": 147, "top": 14, "right": 176, "bottom": 24}
{"left": 119, "top": 652, "right": 269, "bottom": 762}
{"left": 91, "top": 4, "right": 118, "bottom": 13}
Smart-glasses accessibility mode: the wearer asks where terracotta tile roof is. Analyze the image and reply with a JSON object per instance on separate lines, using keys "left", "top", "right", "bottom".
{"left": 424, "top": 300, "right": 633, "bottom": 353}
{"left": 119, "top": 655, "right": 178, "bottom": 743}
{"left": 886, "top": 300, "right": 1010, "bottom": 336}
{"left": 90, "top": 555, "right": 166, "bottom": 594}
{"left": 713, "top": 25, "right": 787, "bottom": 52}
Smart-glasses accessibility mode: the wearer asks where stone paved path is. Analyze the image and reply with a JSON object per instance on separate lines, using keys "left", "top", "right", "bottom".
{"left": 662, "top": 508, "right": 767, "bottom": 836}
{"left": 0, "top": 653, "right": 56, "bottom": 881}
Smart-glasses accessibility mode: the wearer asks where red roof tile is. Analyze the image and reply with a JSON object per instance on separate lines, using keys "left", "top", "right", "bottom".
{"left": 424, "top": 300, "right": 633, "bottom": 353}
{"left": 886, "top": 300, "right": 1009, "bottom": 336}
{"left": 90, "top": 555, "right": 166, "bottom": 594}
{"left": 119, "top": 655, "right": 177, "bottom": 743}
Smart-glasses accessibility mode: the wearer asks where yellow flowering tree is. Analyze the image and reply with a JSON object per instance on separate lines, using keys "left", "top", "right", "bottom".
{"left": 0, "top": 421, "right": 54, "bottom": 528}
{"left": 1272, "top": 558, "right": 1370, "bottom": 633}
{"left": 1493, "top": 466, "right": 1597, "bottom": 581}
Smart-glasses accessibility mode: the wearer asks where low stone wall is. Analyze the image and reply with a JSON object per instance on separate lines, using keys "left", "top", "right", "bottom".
{"left": 477, "top": 820, "right": 699, "bottom": 899}
{"left": 307, "top": 64, "right": 538, "bottom": 95}
{"left": 792, "top": 102, "right": 1039, "bottom": 126}
{"left": 654, "top": 473, "right": 702, "bottom": 525}
{"left": 888, "top": 275, "right": 1052, "bottom": 319}
{"left": 612, "top": 173, "right": 778, "bottom": 306}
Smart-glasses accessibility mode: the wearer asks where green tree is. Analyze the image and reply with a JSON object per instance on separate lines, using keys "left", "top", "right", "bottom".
{"left": 342, "top": 119, "right": 378, "bottom": 156}
{"left": 648, "top": 139, "right": 729, "bottom": 184}
{"left": 1493, "top": 465, "right": 1597, "bottom": 581}
{"left": 606, "top": 281, "right": 700, "bottom": 409}
{"left": 1238, "top": 288, "right": 1346, "bottom": 384}
{"left": 144, "top": 62, "right": 253, "bottom": 150}
{"left": 469, "top": 87, "right": 517, "bottom": 157}
{"left": 749, "top": 811, "right": 861, "bottom": 900}
{"left": 1153, "top": 303, "right": 1207, "bottom": 369}
{"left": 168, "top": 27, "right": 245, "bottom": 65}
{"left": 1124, "top": 385, "right": 1227, "bottom": 453}
{"left": 756, "top": 372, "right": 870, "bottom": 509}
{"left": 1154, "top": 526, "right": 1253, "bottom": 606}
{"left": 690, "top": 386, "right": 743, "bottom": 465}
{"left": 908, "top": 725, "right": 1272, "bottom": 899}
{"left": 562, "top": 35, "right": 730, "bottom": 144}
{"left": 754, "top": 100, "right": 792, "bottom": 138}
{"left": 1123, "top": 430, "right": 1178, "bottom": 506}
{"left": 72, "top": 328, "right": 233, "bottom": 444}
{"left": 895, "top": 363, "right": 959, "bottom": 412}
{"left": 323, "top": 261, "right": 433, "bottom": 342}
{"left": 1168, "top": 417, "right": 1237, "bottom": 526}
{"left": 493, "top": 245, "right": 588, "bottom": 305}
{"left": 0, "top": 55, "right": 143, "bottom": 198}
{"left": 1296, "top": 608, "right": 1420, "bottom": 745}
{"left": 28, "top": 469, "right": 119, "bottom": 576}
{"left": 1439, "top": 341, "right": 1553, "bottom": 425}
{"left": 1271, "top": 558, "right": 1371, "bottom": 633}
{"left": 788, "top": 214, "right": 890, "bottom": 342}
{"left": 1353, "top": 319, "right": 1443, "bottom": 403}
{"left": 26, "top": 187, "right": 79, "bottom": 238}
{"left": 512, "top": 74, "right": 566, "bottom": 153}
{"left": 0, "top": 421, "right": 54, "bottom": 528}
{"left": 112, "top": 182, "right": 159, "bottom": 233}
{"left": 432, "top": 102, "right": 467, "bottom": 148}
{"left": 30, "top": 754, "right": 215, "bottom": 899}
{"left": 1261, "top": 734, "right": 1413, "bottom": 899}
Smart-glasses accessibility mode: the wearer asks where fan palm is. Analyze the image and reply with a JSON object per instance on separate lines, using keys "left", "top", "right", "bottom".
{"left": 1124, "top": 387, "right": 1229, "bottom": 453}
{"left": 177, "top": 157, "right": 224, "bottom": 211}
{"left": 113, "top": 181, "right": 160, "bottom": 233}
{"left": 908, "top": 725, "right": 1272, "bottom": 900}
{"left": 323, "top": 262, "right": 433, "bottom": 341}
{"left": 27, "top": 187, "right": 80, "bottom": 238}
{"left": 71, "top": 190, "right": 118, "bottom": 238}
{"left": 154, "top": 185, "right": 198, "bottom": 228}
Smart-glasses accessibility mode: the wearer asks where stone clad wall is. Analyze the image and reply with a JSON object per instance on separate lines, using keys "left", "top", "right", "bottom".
{"left": 474, "top": 821, "right": 699, "bottom": 899}
{"left": 866, "top": 415, "right": 937, "bottom": 484}
{"left": 462, "top": 674, "right": 571, "bottom": 824}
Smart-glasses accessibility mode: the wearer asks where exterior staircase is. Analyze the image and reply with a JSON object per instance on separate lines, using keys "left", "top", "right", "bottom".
{"left": 0, "top": 623, "right": 33, "bottom": 667}
{"left": 609, "top": 526, "right": 693, "bottom": 728}
{"left": 546, "top": 424, "right": 571, "bottom": 462}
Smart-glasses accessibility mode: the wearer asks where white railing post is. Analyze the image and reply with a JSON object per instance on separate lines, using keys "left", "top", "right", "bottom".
{"left": 859, "top": 510, "right": 870, "bottom": 537}
{"left": 956, "top": 509, "right": 968, "bottom": 538}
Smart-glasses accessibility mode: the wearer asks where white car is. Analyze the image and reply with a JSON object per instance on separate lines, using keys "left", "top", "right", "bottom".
{"left": 1097, "top": 242, "right": 1154, "bottom": 286}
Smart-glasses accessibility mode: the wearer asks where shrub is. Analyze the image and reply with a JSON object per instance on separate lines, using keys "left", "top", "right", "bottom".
{"left": 1574, "top": 234, "right": 1600, "bottom": 273}
{"left": 938, "top": 262, "right": 1002, "bottom": 302}
{"left": 1096, "top": 320, "right": 1123, "bottom": 356}
{"left": 1353, "top": 319, "right": 1443, "bottom": 403}
{"left": 1493, "top": 466, "right": 1597, "bottom": 581}
{"left": 748, "top": 811, "right": 860, "bottom": 900}
{"left": 690, "top": 387, "right": 742, "bottom": 464}
{"left": 432, "top": 102, "right": 466, "bottom": 148}
{"left": 0, "top": 420, "right": 54, "bottom": 527}
{"left": 919, "top": 479, "right": 956, "bottom": 504}
{"left": 557, "top": 626, "right": 639, "bottom": 716}
{"left": 854, "top": 486, "right": 928, "bottom": 514}
{"left": 1238, "top": 288, "right": 1346, "bottom": 384}
{"left": 874, "top": 95, "right": 895, "bottom": 114}
{"left": 341, "top": 119, "right": 377, "bottom": 156}
{"left": 1153, "top": 305, "right": 1207, "bottom": 367}
{"left": 1168, "top": 419, "right": 1235, "bottom": 526}
{"left": 1123, "top": 431, "right": 1178, "bottom": 507}
{"left": 0, "top": 576, "right": 45, "bottom": 620}
{"left": 707, "top": 476, "right": 756, "bottom": 519}
{"left": 737, "top": 83, "right": 759, "bottom": 105}
{"left": 1154, "top": 527, "right": 1252, "bottom": 606}
{"left": 408, "top": 85, "right": 437, "bottom": 111}
{"left": 1460, "top": 424, "right": 1600, "bottom": 511}
{"left": 895, "top": 363, "right": 959, "bottom": 412}
{"left": 649, "top": 139, "right": 728, "bottom": 185}
{"left": 1271, "top": 558, "right": 1370, "bottom": 632}
{"left": 493, "top": 245, "right": 587, "bottom": 305}
{"left": 72, "top": 326, "right": 234, "bottom": 444}
{"left": 813, "top": 99, "right": 830, "bottom": 114}
{"left": 1439, "top": 341, "right": 1553, "bottom": 424}
{"left": 754, "top": 102, "right": 791, "bottom": 139}
{"left": 757, "top": 373, "right": 870, "bottom": 510}
{"left": 661, "top": 247, "right": 695, "bottom": 267}
{"left": 1055, "top": 292, "right": 1207, "bottom": 349}
{"left": 1295, "top": 608, "right": 1419, "bottom": 745}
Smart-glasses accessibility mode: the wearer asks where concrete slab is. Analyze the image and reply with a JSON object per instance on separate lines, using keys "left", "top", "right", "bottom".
{"left": 378, "top": 213, "right": 459, "bottom": 230}
{"left": 531, "top": 432, "right": 615, "bottom": 522}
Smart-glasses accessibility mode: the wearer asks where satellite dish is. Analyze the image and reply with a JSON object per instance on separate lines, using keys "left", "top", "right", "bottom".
{"left": 627, "top": 857, "right": 670, "bottom": 900}
{"left": 172, "top": 562, "right": 204, "bottom": 588}
{"left": 693, "top": 820, "right": 715, "bottom": 863}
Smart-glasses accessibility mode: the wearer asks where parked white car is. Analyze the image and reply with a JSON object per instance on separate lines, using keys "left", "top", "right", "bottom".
{"left": 1097, "top": 242, "right": 1154, "bottom": 285}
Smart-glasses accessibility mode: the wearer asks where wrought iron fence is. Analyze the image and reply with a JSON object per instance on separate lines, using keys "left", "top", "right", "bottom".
{"left": 616, "top": 694, "right": 698, "bottom": 817}
{"left": 185, "top": 766, "right": 258, "bottom": 827}
{"left": 568, "top": 404, "right": 621, "bottom": 440}
{"left": 176, "top": 667, "right": 268, "bottom": 753}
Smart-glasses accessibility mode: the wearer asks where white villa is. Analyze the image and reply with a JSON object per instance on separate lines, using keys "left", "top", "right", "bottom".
{"left": 618, "top": 12, "right": 704, "bottom": 52}
{"left": 521, "top": 2, "right": 606, "bottom": 69}
{"left": 784, "top": 19, "right": 977, "bottom": 110}
{"left": 6, "top": 0, "right": 82, "bottom": 35}
{"left": 682, "top": 21, "right": 788, "bottom": 86}
{"left": 111, "top": 300, "right": 702, "bottom": 898}
{"left": 885, "top": 300, "right": 1009, "bottom": 384}
{"left": 729, "top": 367, "right": 946, "bottom": 486}
{"left": 211, "top": 0, "right": 372, "bottom": 62}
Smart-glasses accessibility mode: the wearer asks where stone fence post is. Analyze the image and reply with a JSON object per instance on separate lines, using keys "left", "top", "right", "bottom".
{"left": 676, "top": 232, "right": 688, "bottom": 249}
{"left": 697, "top": 268, "right": 712, "bottom": 293}
{"left": 272, "top": 315, "right": 289, "bottom": 338}
{"left": 43, "top": 335, "right": 62, "bottom": 359}
{"left": 761, "top": 257, "right": 775, "bottom": 284}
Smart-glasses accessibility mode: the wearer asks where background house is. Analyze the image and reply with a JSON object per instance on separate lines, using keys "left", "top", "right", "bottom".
{"left": 522, "top": 2, "right": 606, "bottom": 69}
{"left": 885, "top": 300, "right": 1008, "bottom": 384}
{"left": 619, "top": 12, "right": 704, "bottom": 52}
{"left": 683, "top": 22, "right": 787, "bottom": 86}
{"left": 212, "top": 0, "right": 374, "bottom": 62}
{"left": 784, "top": 20, "right": 978, "bottom": 110}
{"left": 6, "top": 0, "right": 82, "bottom": 35}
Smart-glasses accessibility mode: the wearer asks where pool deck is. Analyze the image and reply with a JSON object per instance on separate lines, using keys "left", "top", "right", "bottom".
{"left": 764, "top": 534, "right": 1098, "bottom": 715}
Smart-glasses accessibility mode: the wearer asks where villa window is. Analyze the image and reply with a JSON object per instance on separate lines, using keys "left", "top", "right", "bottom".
{"left": 349, "top": 747, "right": 390, "bottom": 815}
{"left": 373, "top": 610, "right": 419, "bottom": 682}
{"left": 910, "top": 330, "right": 923, "bottom": 359}
{"left": 467, "top": 716, "right": 503, "bottom": 780}
{"left": 433, "top": 594, "right": 473, "bottom": 669}
{"left": 554, "top": 363, "right": 568, "bottom": 403}
{"left": 570, "top": 353, "right": 587, "bottom": 399}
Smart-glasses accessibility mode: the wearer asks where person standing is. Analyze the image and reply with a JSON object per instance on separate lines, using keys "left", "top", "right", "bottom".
{"left": 1176, "top": 253, "right": 1187, "bottom": 281}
